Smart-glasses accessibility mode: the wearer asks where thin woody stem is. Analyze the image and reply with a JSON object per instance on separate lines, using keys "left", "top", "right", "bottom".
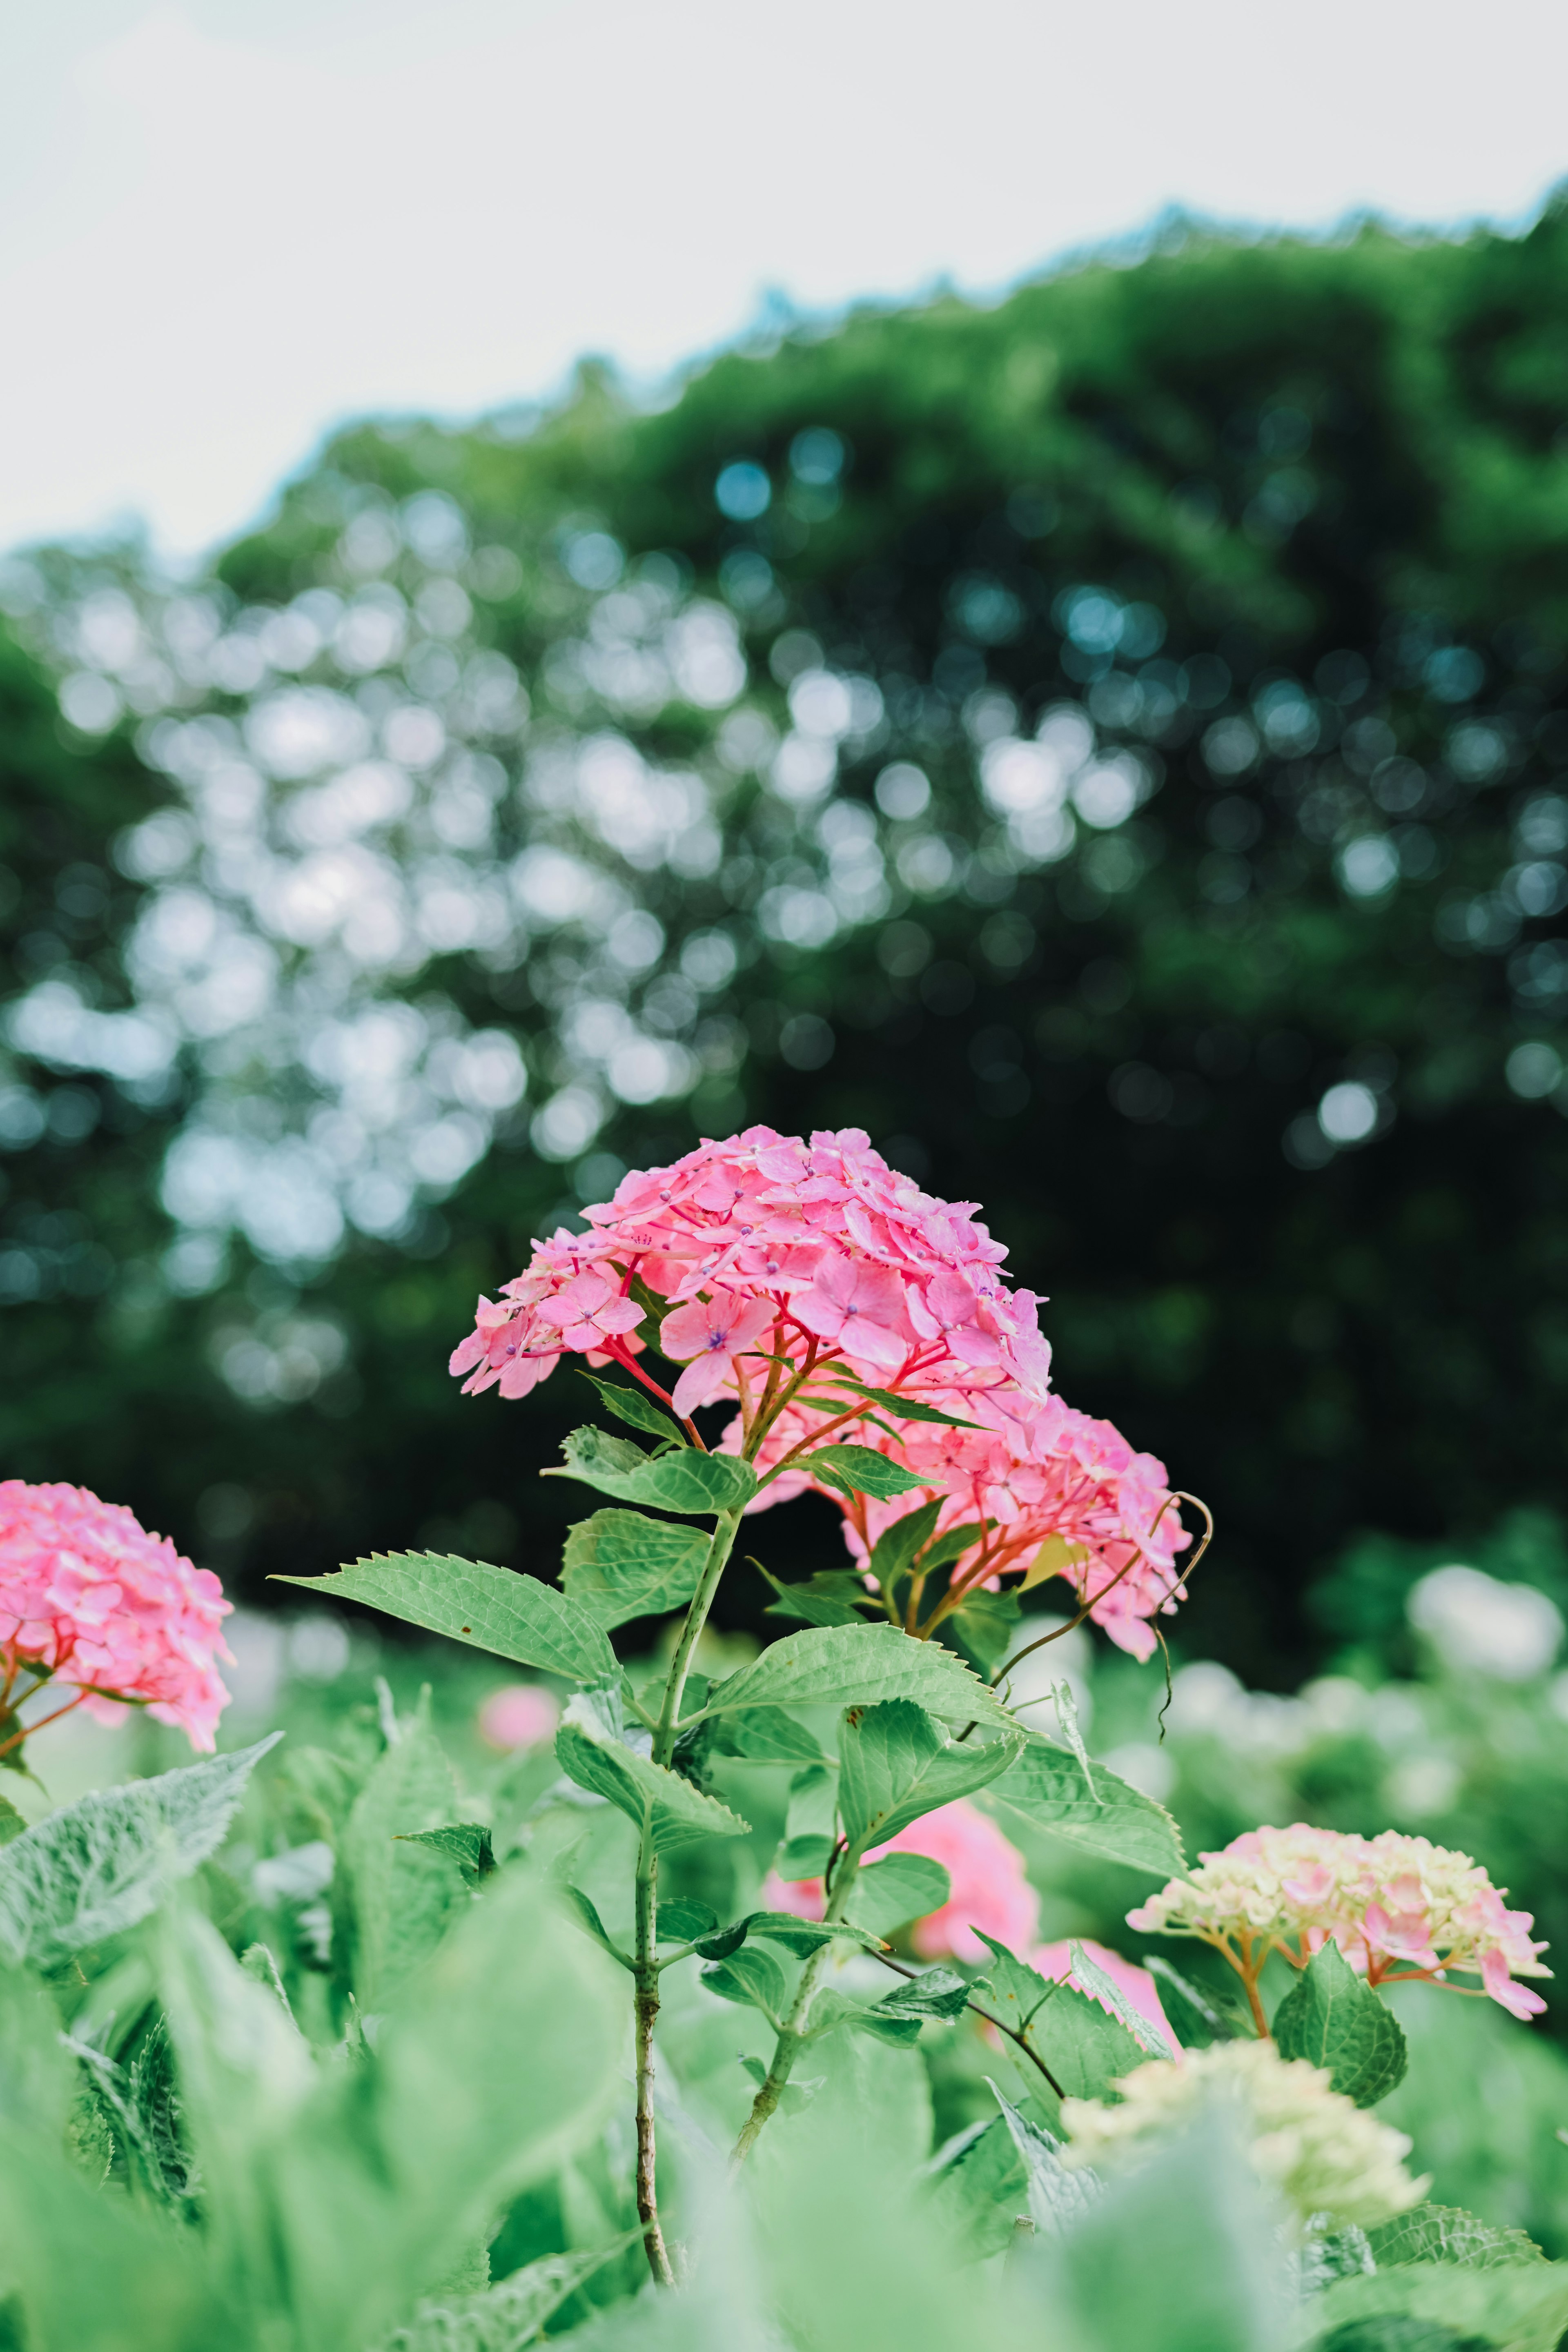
{"left": 868, "top": 1951, "right": 1067, "bottom": 2100}
{"left": 0, "top": 1689, "right": 87, "bottom": 1761}
{"left": 732, "top": 1851, "right": 861, "bottom": 2164}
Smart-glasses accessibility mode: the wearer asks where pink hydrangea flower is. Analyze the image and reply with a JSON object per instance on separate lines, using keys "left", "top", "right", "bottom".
{"left": 449, "top": 1128, "right": 1051, "bottom": 1434}
{"left": 0, "top": 1482, "right": 232, "bottom": 1751}
{"left": 477, "top": 1682, "right": 561, "bottom": 1751}
{"left": 763, "top": 1799, "right": 1038, "bottom": 1964}
{"left": 1032, "top": 1939, "right": 1180, "bottom": 2049}
{"left": 659, "top": 1290, "right": 777, "bottom": 1417}
{"left": 1129, "top": 1824, "right": 1551, "bottom": 2023}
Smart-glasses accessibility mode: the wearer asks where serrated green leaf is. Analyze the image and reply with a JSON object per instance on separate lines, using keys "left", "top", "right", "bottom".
{"left": 560, "top": 1884, "right": 633, "bottom": 1969}
{"left": 867, "top": 1497, "right": 944, "bottom": 1592}
{"left": 698, "top": 1621, "right": 1015, "bottom": 1726}
{"left": 869, "top": 1965, "right": 970, "bottom": 2021}
{"left": 986, "top": 1733, "right": 1186, "bottom": 1877}
{"left": 844, "top": 1999, "right": 924, "bottom": 2047}
{"left": 826, "top": 1381, "right": 981, "bottom": 1429}
{"left": 555, "top": 1698, "right": 751, "bottom": 1854}
{"left": 275, "top": 1553, "right": 617, "bottom": 1684}
{"left": 546, "top": 1425, "right": 757, "bottom": 1514}
{"left": 0, "top": 1735, "right": 281, "bottom": 1969}
{"left": 973, "top": 1933, "right": 1148, "bottom": 2105}
{"left": 1140, "top": 1954, "right": 1244, "bottom": 2046}
{"left": 0, "top": 1797, "right": 25, "bottom": 1848}
{"left": 693, "top": 1704, "right": 830, "bottom": 1766}
{"left": 1311, "top": 2259, "right": 1568, "bottom": 2349}
{"left": 1067, "top": 1939, "right": 1176, "bottom": 2059}
{"left": 800, "top": 1443, "right": 929, "bottom": 1499}
{"left": 848, "top": 1851, "right": 951, "bottom": 1938}
{"left": 397, "top": 1822, "right": 496, "bottom": 1886}
{"left": 559, "top": 1509, "right": 709, "bottom": 1630}
{"left": 761, "top": 1566, "right": 881, "bottom": 1626}
{"left": 947, "top": 1589, "right": 1024, "bottom": 1675}
{"left": 1272, "top": 1940, "right": 1408, "bottom": 2106}
{"left": 991, "top": 2082, "right": 1102, "bottom": 2234}
{"left": 388, "top": 2236, "right": 644, "bottom": 2352}
{"left": 701, "top": 1943, "right": 787, "bottom": 2020}
{"left": 1364, "top": 2202, "right": 1547, "bottom": 2270}
{"left": 927, "top": 2114, "right": 1029, "bottom": 2261}
{"left": 577, "top": 1371, "right": 685, "bottom": 1446}
{"left": 839, "top": 1699, "right": 1020, "bottom": 1854}
{"left": 344, "top": 1700, "right": 464, "bottom": 2006}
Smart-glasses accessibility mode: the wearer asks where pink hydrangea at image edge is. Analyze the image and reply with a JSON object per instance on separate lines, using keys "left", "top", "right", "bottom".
{"left": 763, "top": 1798, "right": 1040, "bottom": 1964}
{"left": 1031, "top": 1940, "right": 1181, "bottom": 2049}
{"left": 478, "top": 1683, "right": 561, "bottom": 1752}
{"left": 0, "top": 1482, "right": 232, "bottom": 1750}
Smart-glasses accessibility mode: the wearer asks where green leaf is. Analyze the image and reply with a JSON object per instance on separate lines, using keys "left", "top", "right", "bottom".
{"left": 835, "top": 1992, "right": 924, "bottom": 2047}
{"left": 578, "top": 1370, "right": 685, "bottom": 1447}
{"left": 868, "top": 1964, "right": 970, "bottom": 2021}
{"left": 1067, "top": 1938, "right": 1176, "bottom": 2060}
{"left": 838, "top": 1699, "right": 1021, "bottom": 1855}
{"left": 343, "top": 1698, "right": 465, "bottom": 2007}
{"left": 927, "top": 2114, "right": 1030, "bottom": 2261}
{"left": 748, "top": 1909, "right": 889, "bottom": 1957}
{"left": 396, "top": 1822, "right": 495, "bottom": 1886}
{"left": 761, "top": 1567, "right": 881, "bottom": 1627}
{"left": 698, "top": 1622, "right": 1016, "bottom": 1726}
{"left": 991, "top": 2084, "right": 1101, "bottom": 2234}
{"left": 800, "top": 1443, "right": 929, "bottom": 1499}
{"left": 972, "top": 1932, "right": 1149, "bottom": 2104}
{"left": 0, "top": 1797, "right": 25, "bottom": 1848}
{"left": 559, "top": 1509, "right": 709, "bottom": 1630}
{"left": 546, "top": 1425, "right": 757, "bottom": 1514}
{"left": 658, "top": 1898, "right": 719, "bottom": 1942}
{"left": 389, "top": 2237, "right": 644, "bottom": 2352}
{"left": 947, "top": 1589, "right": 1023, "bottom": 1676}
{"left": 1363, "top": 2202, "right": 1547, "bottom": 2270}
{"left": 776, "top": 1833, "right": 834, "bottom": 1878}
{"left": 703, "top": 1706, "right": 830, "bottom": 1764}
{"left": 867, "top": 1497, "right": 944, "bottom": 1592}
{"left": 986, "top": 1733, "right": 1186, "bottom": 1877}
{"left": 700, "top": 1943, "right": 787, "bottom": 2020}
{"left": 1310, "top": 2260, "right": 1568, "bottom": 2350}
{"left": 0, "top": 1735, "right": 282, "bottom": 1969}
{"left": 554, "top": 1694, "right": 751, "bottom": 1854}
{"left": 1272, "top": 1940, "right": 1409, "bottom": 2107}
{"left": 1140, "top": 1955, "right": 1244, "bottom": 2047}
{"left": 825, "top": 1381, "right": 980, "bottom": 1429}
{"left": 848, "top": 1851, "right": 951, "bottom": 1939}
{"left": 275, "top": 1553, "right": 617, "bottom": 1684}
{"left": 559, "top": 1884, "right": 633, "bottom": 1970}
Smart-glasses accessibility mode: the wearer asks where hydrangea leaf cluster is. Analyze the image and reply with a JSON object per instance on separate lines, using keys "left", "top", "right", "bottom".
{"left": 1059, "top": 2038, "right": 1429, "bottom": 2231}
{"left": 0, "top": 1482, "right": 232, "bottom": 1753}
{"left": 1129, "top": 1823, "right": 1551, "bottom": 2021}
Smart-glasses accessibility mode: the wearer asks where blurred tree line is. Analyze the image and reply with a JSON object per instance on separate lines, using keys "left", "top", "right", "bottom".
{"left": 2, "top": 206, "right": 1567, "bottom": 1686}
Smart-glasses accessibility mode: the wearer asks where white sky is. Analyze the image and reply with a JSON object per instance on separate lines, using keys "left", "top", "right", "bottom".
{"left": 3, "top": 0, "right": 1566, "bottom": 560}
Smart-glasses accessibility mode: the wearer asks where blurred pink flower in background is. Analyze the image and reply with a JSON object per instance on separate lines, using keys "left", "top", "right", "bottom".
{"left": 478, "top": 1682, "right": 561, "bottom": 1751}
{"left": 1032, "top": 1938, "right": 1180, "bottom": 2048}
{"left": 762, "top": 1798, "right": 1038, "bottom": 1963}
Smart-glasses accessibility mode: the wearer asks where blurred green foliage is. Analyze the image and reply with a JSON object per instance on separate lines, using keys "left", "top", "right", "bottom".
{"left": 5, "top": 209, "right": 1568, "bottom": 1682}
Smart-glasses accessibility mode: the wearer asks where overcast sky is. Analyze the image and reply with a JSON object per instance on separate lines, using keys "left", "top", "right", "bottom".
{"left": 3, "top": 0, "right": 1566, "bottom": 560}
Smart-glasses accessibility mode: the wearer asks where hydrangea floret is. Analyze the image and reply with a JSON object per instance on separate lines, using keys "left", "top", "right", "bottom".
{"left": 1129, "top": 1824, "right": 1551, "bottom": 2027}
{"left": 0, "top": 1481, "right": 232, "bottom": 1753}
{"left": 1059, "top": 2038, "right": 1428, "bottom": 2231}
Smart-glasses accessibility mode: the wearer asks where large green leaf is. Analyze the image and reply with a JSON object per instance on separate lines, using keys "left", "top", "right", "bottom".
{"left": 1311, "top": 2260, "right": 1568, "bottom": 2350}
{"left": 546, "top": 1425, "right": 757, "bottom": 1514}
{"left": 559, "top": 1509, "right": 708, "bottom": 1629}
{"left": 1364, "top": 2203, "right": 1547, "bottom": 2270}
{"left": 838, "top": 1699, "right": 1021, "bottom": 1854}
{"left": 800, "top": 1443, "right": 928, "bottom": 1499}
{"left": 991, "top": 2086, "right": 1101, "bottom": 2234}
{"left": 927, "top": 2114, "right": 1030, "bottom": 2261}
{"left": 972, "top": 1933, "right": 1149, "bottom": 2106}
{"left": 274, "top": 1555, "right": 616, "bottom": 1685}
{"left": 0, "top": 1735, "right": 281, "bottom": 1969}
{"left": 342, "top": 1699, "right": 465, "bottom": 2008}
{"left": 1272, "top": 1941, "right": 1408, "bottom": 2107}
{"left": 700, "top": 1943, "right": 788, "bottom": 2021}
{"left": 696, "top": 1623, "right": 1015, "bottom": 1726}
{"left": 866, "top": 1498, "right": 943, "bottom": 1592}
{"left": 985, "top": 1734, "right": 1186, "bottom": 1877}
{"left": 1066, "top": 1940, "right": 1176, "bottom": 2061}
{"left": 760, "top": 1567, "right": 880, "bottom": 1627}
{"left": 386, "top": 2237, "right": 642, "bottom": 2352}
{"left": 577, "top": 1371, "right": 685, "bottom": 1446}
{"left": 554, "top": 1692, "right": 751, "bottom": 1854}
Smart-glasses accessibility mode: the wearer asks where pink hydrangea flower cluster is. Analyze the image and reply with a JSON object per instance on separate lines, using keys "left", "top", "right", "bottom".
{"left": 744, "top": 1385, "right": 1191, "bottom": 1659}
{"left": 450, "top": 1127, "right": 1053, "bottom": 1434}
{"left": 764, "top": 1797, "right": 1040, "bottom": 1963}
{"left": 1128, "top": 1823, "right": 1552, "bottom": 2022}
{"left": 0, "top": 1482, "right": 232, "bottom": 1752}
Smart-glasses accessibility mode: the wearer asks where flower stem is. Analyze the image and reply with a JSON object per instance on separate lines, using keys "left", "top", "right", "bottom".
{"left": 732, "top": 1851, "right": 860, "bottom": 2164}
{"left": 631, "top": 1506, "right": 746, "bottom": 2285}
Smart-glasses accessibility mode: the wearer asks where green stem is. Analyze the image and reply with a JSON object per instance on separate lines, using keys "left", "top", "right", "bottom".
{"left": 732, "top": 1849, "right": 861, "bottom": 2164}
{"left": 631, "top": 1506, "right": 745, "bottom": 2285}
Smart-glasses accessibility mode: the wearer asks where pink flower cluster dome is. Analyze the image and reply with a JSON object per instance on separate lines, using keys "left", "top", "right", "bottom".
{"left": 450, "top": 1127, "right": 1053, "bottom": 1429}
{"left": 0, "top": 1482, "right": 232, "bottom": 1751}
{"left": 744, "top": 1384, "right": 1192, "bottom": 1659}
{"left": 764, "top": 1797, "right": 1040, "bottom": 1963}
{"left": 1129, "top": 1823, "right": 1551, "bottom": 2021}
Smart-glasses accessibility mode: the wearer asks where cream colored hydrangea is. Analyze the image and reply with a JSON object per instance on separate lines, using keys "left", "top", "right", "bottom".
{"left": 1059, "top": 2039, "right": 1428, "bottom": 2231}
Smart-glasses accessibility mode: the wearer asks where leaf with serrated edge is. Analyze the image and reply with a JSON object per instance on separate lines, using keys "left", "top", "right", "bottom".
{"left": 990, "top": 2082, "right": 1100, "bottom": 2234}
{"left": 1272, "top": 1940, "right": 1408, "bottom": 2107}
{"left": 0, "top": 1736, "right": 282, "bottom": 1969}
{"left": 824, "top": 1381, "right": 980, "bottom": 1429}
{"left": 695, "top": 1622, "right": 1015, "bottom": 1726}
{"left": 274, "top": 1554, "right": 616, "bottom": 1684}
{"left": 839, "top": 1699, "right": 1021, "bottom": 1855}
{"left": 869, "top": 1966, "right": 970, "bottom": 2020}
{"left": 867, "top": 1497, "right": 943, "bottom": 1591}
{"left": 560, "top": 1510, "right": 708, "bottom": 1630}
{"left": 700, "top": 1944, "right": 786, "bottom": 2019}
{"left": 1067, "top": 1939, "right": 1175, "bottom": 2059}
{"left": 761, "top": 1566, "right": 879, "bottom": 1627}
{"left": 1364, "top": 2202, "right": 1546, "bottom": 2269}
{"left": 801, "top": 1443, "right": 929, "bottom": 1499}
{"left": 396, "top": 1823, "right": 495, "bottom": 1884}
{"left": 848, "top": 1851, "right": 951, "bottom": 1939}
{"left": 546, "top": 1425, "right": 757, "bottom": 1514}
{"left": 706, "top": 1707, "right": 830, "bottom": 1764}
{"left": 985, "top": 1734, "right": 1186, "bottom": 1877}
{"left": 554, "top": 1698, "right": 750, "bottom": 1854}
{"left": 577, "top": 1372, "right": 684, "bottom": 1446}
{"left": 1140, "top": 1955, "right": 1243, "bottom": 2045}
